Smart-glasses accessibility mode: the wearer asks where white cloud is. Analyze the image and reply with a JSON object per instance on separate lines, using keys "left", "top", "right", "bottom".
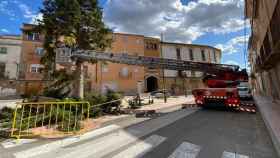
{"left": 18, "top": 3, "right": 35, "bottom": 18}
{"left": 215, "top": 34, "right": 249, "bottom": 54}
{"left": 0, "top": 0, "right": 39, "bottom": 21}
{"left": 0, "top": 29, "right": 9, "bottom": 33}
{"left": 0, "top": 0, "right": 16, "bottom": 18}
{"left": 104, "top": 0, "right": 248, "bottom": 43}
{"left": 30, "top": 13, "right": 43, "bottom": 24}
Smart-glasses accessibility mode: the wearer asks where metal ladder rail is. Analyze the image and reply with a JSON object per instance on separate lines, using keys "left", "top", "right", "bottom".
{"left": 56, "top": 48, "right": 240, "bottom": 74}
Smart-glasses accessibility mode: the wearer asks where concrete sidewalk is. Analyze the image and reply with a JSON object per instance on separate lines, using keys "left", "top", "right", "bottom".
{"left": 254, "top": 95, "right": 280, "bottom": 157}
{"left": 138, "top": 95, "right": 195, "bottom": 111}
{"left": 0, "top": 99, "right": 22, "bottom": 110}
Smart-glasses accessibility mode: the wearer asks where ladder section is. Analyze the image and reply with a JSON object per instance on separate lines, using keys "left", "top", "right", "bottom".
{"left": 56, "top": 48, "right": 239, "bottom": 74}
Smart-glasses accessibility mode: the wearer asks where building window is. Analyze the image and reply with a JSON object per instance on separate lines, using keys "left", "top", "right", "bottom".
{"left": 136, "top": 39, "right": 143, "bottom": 45}
{"left": 120, "top": 67, "right": 129, "bottom": 77}
{"left": 35, "top": 47, "right": 44, "bottom": 56}
{"left": 176, "top": 48, "right": 181, "bottom": 60}
{"left": 134, "top": 68, "right": 138, "bottom": 73}
{"left": 154, "top": 44, "right": 158, "bottom": 50}
{"left": 260, "top": 46, "right": 265, "bottom": 62}
{"left": 189, "top": 49, "right": 194, "bottom": 60}
{"left": 102, "top": 64, "right": 108, "bottom": 73}
{"left": 263, "top": 33, "right": 271, "bottom": 56}
{"left": 123, "top": 36, "right": 128, "bottom": 43}
{"left": 145, "top": 43, "right": 158, "bottom": 50}
{"left": 0, "top": 63, "right": 5, "bottom": 78}
{"left": 178, "top": 70, "right": 184, "bottom": 77}
{"left": 112, "top": 34, "right": 117, "bottom": 41}
{"left": 27, "top": 32, "right": 40, "bottom": 41}
{"left": 253, "top": 0, "right": 260, "bottom": 18}
{"left": 0, "top": 47, "right": 7, "bottom": 54}
{"left": 201, "top": 50, "right": 206, "bottom": 61}
{"left": 84, "top": 65, "right": 89, "bottom": 78}
{"left": 213, "top": 50, "right": 217, "bottom": 63}
{"left": 191, "top": 71, "right": 195, "bottom": 77}
{"left": 30, "top": 64, "right": 43, "bottom": 73}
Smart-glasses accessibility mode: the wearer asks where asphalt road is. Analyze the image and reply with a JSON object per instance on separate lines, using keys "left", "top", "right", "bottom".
{"left": 0, "top": 107, "right": 278, "bottom": 158}
{"left": 141, "top": 109, "right": 277, "bottom": 158}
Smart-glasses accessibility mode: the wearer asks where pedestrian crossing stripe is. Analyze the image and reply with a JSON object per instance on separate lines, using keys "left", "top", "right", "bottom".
{"left": 13, "top": 109, "right": 198, "bottom": 158}
{"left": 52, "top": 129, "right": 141, "bottom": 158}
{"left": 13, "top": 124, "right": 121, "bottom": 158}
{"left": 168, "top": 142, "right": 201, "bottom": 158}
{"left": 1, "top": 139, "right": 38, "bottom": 148}
{"left": 112, "top": 135, "right": 166, "bottom": 158}
{"left": 222, "top": 151, "right": 249, "bottom": 158}
{"left": 11, "top": 134, "right": 252, "bottom": 158}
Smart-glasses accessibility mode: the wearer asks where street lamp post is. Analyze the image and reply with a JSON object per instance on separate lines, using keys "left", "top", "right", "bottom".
{"left": 160, "top": 33, "right": 167, "bottom": 103}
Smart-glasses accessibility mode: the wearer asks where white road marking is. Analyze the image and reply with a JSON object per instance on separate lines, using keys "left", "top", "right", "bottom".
{"left": 14, "top": 124, "right": 121, "bottom": 158}
{"left": 222, "top": 151, "right": 249, "bottom": 158}
{"left": 112, "top": 135, "right": 166, "bottom": 158}
{"left": 1, "top": 139, "right": 37, "bottom": 148}
{"left": 14, "top": 109, "right": 198, "bottom": 158}
{"left": 54, "top": 129, "right": 141, "bottom": 158}
{"left": 168, "top": 142, "right": 201, "bottom": 158}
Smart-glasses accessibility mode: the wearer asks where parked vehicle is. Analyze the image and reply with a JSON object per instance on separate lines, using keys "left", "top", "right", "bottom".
{"left": 150, "top": 90, "right": 171, "bottom": 98}
{"left": 237, "top": 83, "right": 252, "bottom": 100}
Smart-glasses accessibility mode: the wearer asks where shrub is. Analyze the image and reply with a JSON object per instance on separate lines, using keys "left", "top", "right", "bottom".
{"left": 84, "top": 90, "right": 122, "bottom": 116}
{"left": 103, "top": 90, "right": 122, "bottom": 113}
{"left": 0, "top": 107, "right": 14, "bottom": 121}
{"left": 85, "top": 92, "right": 107, "bottom": 106}
{"left": 43, "top": 69, "right": 75, "bottom": 99}
{"left": 84, "top": 92, "right": 107, "bottom": 118}
{"left": 128, "top": 96, "right": 143, "bottom": 109}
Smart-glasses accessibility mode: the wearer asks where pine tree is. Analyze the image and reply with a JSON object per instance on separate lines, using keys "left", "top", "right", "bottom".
{"left": 38, "top": 0, "right": 111, "bottom": 98}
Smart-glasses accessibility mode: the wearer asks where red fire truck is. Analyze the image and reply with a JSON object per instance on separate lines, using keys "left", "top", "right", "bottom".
{"left": 192, "top": 68, "right": 255, "bottom": 113}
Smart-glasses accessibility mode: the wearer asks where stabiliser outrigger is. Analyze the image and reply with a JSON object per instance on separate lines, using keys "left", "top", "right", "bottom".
{"left": 56, "top": 47, "right": 256, "bottom": 113}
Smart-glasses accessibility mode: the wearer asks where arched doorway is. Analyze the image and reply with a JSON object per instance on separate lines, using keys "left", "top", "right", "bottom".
{"left": 146, "top": 76, "right": 158, "bottom": 92}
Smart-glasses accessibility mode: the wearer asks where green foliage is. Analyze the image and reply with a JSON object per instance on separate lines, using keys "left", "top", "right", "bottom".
{"left": 84, "top": 91, "right": 122, "bottom": 116}
{"left": 43, "top": 69, "right": 75, "bottom": 99}
{"left": 38, "top": 0, "right": 112, "bottom": 74}
{"left": 128, "top": 97, "right": 143, "bottom": 109}
{"left": 1, "top": 93, "right": 122, "bottom": 135}
{"left": 38, "top": 0, "right": 112, "bottom": 100}
{"left": 85, "top": 92, "right": 107, "bottom": 105}
{"left": 0, "top": 107, "right": 14, "bottom": 121}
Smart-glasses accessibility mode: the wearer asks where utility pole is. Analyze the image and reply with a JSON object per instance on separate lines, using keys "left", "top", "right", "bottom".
{"left": 160, "top": 33, "right": 167, "bottom": 103}
{"left": 79, "top": 63, "right": 84, "bottom": 99}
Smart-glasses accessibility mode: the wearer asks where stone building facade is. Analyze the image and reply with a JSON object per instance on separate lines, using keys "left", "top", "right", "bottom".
{"left": 245, "top": 0, "right": 280, "bottom": 102}
{"left": 144, "top": 37, "right": 161, "bottom": 92}
{"left": 20, "top": 24, "right": 45, "bottom": 81}
{"left": 0, "top": 35, "right": 22, "bottom": 80}
{"left": 90, "top": 33, "right": 145, "bottom": 94}
{"left": 18, "top": 24, "right": 46, "bottom": 96}
{"left": 0, "top": 35, "right": 22, "bottom": 97}
{"left": 161, "top": 42, "right": 222, "bottom": 94}
{"left": 19, "top": 23, "right": 222, "bottom": 96}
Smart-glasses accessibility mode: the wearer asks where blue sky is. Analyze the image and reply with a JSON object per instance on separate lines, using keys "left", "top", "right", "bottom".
{"left": 0, "top": 0, "right": 249, "bottom": 68}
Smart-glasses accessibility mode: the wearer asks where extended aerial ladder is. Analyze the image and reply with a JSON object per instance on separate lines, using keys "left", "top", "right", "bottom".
{"left": 56, "top": 48, "right": 239, "bottom": 74}
{"left": 56, "top": 48, "right": 256, "bottom": 113}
